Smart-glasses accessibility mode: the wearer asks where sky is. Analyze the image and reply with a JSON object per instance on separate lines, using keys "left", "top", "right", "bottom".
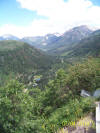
{"left": 0, "top": 0, "right": 100, "bottom": 38}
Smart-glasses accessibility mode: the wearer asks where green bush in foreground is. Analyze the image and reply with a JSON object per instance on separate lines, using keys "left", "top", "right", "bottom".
{"left": 0, "top": 80, "right": 35, "bottom": 133}
{"left": 40, "top": 97, "right": 95, "bottom": 133}
{"left": 0, "top": 58, "right": 98, "bottom": 133}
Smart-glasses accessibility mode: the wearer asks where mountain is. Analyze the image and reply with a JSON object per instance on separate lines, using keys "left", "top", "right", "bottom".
{"left": 21, "top": 26, "right": 92, "bottom": 54}
{"left": 0, "top": 34, "right": 19, "bottom": 41}
{"left": 21, "top": 36, "right": 43, "bottom": 47}
{"left": 0, "top": 40, "right": 54, "bottom": 85}
{"left": 47, "top": 25, "right": 92, "bottom": 55}
{"left": 0, "top": 25, "right": 93, "bottom": 58}
{"left": 21, "top": 33, "right": 61, "bottom": 51}
{"left": 65, "top": 29, "right": 100, "bottom": 57}
{"left": 0, "top": 26, "right": 92, "bottom": 56}
{"left": 0, "top": 40, "right": 53, "bottom": 73}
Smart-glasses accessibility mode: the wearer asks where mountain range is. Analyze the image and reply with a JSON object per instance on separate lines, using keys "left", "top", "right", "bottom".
{"left": 47, "top": 25, "right": 93, "bottom": 55}
{"left": 21, "top": 33, "right": 61, "bottom": 51}
{"left": 65, "top": 29, "right": 100, "bottom": 57}
{"left": 1, "top": 25, "right": 100, "bottom": 88}
{"left": 1, "top": 25, "right": 100, "bottom": 58}
{"left": 0, "top": 25, "right": 92, "bottom": 52}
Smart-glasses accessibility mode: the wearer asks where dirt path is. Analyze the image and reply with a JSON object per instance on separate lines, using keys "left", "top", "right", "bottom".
{"left": 58, "top": 114, "right": 96, "bottom": 133}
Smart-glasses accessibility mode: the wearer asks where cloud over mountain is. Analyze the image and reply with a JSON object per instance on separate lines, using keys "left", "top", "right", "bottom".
{"left": 0, "top": 0, "right": 100, "bottom": 37}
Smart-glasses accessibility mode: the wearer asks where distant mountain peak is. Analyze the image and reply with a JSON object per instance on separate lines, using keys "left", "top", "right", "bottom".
{"left": 0, "top": 34, "right": 19, "bottom": 41}
{"left": 53, "top": 33, "right": 61, "bottom": 37}
{"left": 47, "top": 25, "right": 93, "bottom": 55}
{"left": 74, "top": 25, "right": 89, "bottom": 28}
{"left": 66, "top": 25, "right": 92, "bottom": 32}
{"left": 63, "top": 25, "right": 92, "bottom": 37}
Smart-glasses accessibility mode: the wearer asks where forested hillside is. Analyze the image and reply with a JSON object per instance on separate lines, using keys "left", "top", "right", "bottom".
{"left": 0, "top": 27, "right": 100, "bottom": 133}
{"left": 0, "top": 58, "right": 98, "bottom": 133}
{"left": 0, "top": 40, "right": 54, "bottom": 86}
{"left": 65, "top": 30, "right": 100, "bottom": 57}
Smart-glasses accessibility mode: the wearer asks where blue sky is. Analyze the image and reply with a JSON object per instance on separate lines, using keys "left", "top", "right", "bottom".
{"left": 0, "top": 0, "right": 100, "bottom": 26}
{"left": 0, "top": 0, "right": 100, "bottom": 37}
{"left": 0, "top": 0, "right": 48, "bottom": 26}
{"left": 90, "top": 0, "right": 100, "bottom": 6}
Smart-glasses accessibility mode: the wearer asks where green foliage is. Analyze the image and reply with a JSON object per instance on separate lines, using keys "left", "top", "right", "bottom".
{"left": 0, "top": 58, "right": 98, "bottom": 133}
{"left": 0, "top": 40, "right": 55, "bottom": 87}
{"left": 42, "top": 69, "right": 71, "bottom": 109}
{"left": 39, "top": 97, "right": 95, "bottom": 133}
{"left": 0, "top": 40, "right": 25, "bottom": 51}
{"left": 66, "top": 59, "right": 100, "bottom": 93}
{"left": 0, "top": 40, "right": 53, "bottom": 74}
{"left": 0, "top": 80, "right": 35, "bottom": 133}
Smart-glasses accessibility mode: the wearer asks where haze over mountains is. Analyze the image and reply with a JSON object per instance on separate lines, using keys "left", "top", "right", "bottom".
{"left": 66, "top": 29, "right": 100, "bottom": 57}
{"left": 47, "top": 25, "right": 93, "bottom": 55}
{"left": 0, "top": 34, "right": 19, "bottom": 41}
{"left": 1, "top": 25, "right": 100, "bottom": 58}
{"left": 0, "top": 25, "right": 92, "bottom": 47}
{"left": 21, "top": 33, "right": 61, "bottom": 51}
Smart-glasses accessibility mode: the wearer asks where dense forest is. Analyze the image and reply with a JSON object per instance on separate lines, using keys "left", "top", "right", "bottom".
{"left": 0, "top": 40, "right": 56, "bottom": 87}
{"left": 0, "top": 58, "right": 99, "bottom": 133}
{"left": 1, "top": 26, "right": 100, "bottom": 132}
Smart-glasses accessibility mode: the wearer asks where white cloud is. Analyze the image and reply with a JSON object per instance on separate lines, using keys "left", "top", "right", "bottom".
{"left": 0, "top": 0, "right": 100, "bottom": 38}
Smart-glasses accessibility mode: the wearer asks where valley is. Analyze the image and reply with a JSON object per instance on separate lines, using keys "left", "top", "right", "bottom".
{"left": 0, "top": 25, "right": 100, "bottom": 133}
